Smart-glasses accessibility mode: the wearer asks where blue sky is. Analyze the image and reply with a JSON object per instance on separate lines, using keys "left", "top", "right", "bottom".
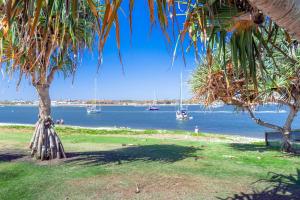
{"left": 0, "top": 1, "right": 197, "bottom": 101}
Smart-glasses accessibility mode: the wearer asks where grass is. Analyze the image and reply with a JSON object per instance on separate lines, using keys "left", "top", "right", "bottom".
{"left": 0, "top": 125, "right": 299, "bottom": 200}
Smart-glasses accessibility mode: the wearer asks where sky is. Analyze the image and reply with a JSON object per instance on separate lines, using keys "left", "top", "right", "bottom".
{"left": 0, "top": 1, "right": 198, "bottom": 101}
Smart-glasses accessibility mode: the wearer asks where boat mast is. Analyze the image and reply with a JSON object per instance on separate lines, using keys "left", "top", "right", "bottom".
{"left": 180, "top": 72, "right": 183, "bottom": 110}
{"left": 153, "top": 90, "right": 157, "bottom": 105}
{"left": 94, "top": 78, "right": 97, "bottom": 107}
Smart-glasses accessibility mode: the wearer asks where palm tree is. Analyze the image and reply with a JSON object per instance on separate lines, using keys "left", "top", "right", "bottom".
{"left": 164, "top": 1, "right": 300, "bottom": 41}
{"left": 0, "top": 0, "right": 122, "bottom": 160}
{"left": 190, "top": 27, "right": 300, "bottom": 152}
{"left": 173, "top": 1, "right": 300, "bottom": 151}
{"left": 249, "top": 0, "right": 300, "bottom": 41}
{"left": 154, "top": 1, "right": 299, "bottom": 83}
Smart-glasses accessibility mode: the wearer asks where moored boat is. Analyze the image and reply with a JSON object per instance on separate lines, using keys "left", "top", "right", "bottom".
{"left": 87, "top": 78, "right": 101, "bottom": 114}
{"left": 176, "top": 72, "right": 191, "bottom": 120}
{"left": 147, "top": 90, "right": 159, "bottom": 111}
{"left": 148, "top": 106, "right": 159, "bottom": 111}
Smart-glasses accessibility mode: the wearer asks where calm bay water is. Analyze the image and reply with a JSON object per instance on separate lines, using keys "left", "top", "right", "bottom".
{"left": 0, "top": 105, "right": 299, "bottom": 138}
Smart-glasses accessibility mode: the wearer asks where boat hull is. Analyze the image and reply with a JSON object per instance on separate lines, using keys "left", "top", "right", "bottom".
{"left": 176, "top": 110, "right": 189, "bottom": 120}
{"left": 147, "top": 106, "right": 159, "bottom": 111}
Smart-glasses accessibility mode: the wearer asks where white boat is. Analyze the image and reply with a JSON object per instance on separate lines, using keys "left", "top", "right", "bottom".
{"left": 176, "top": 109, "right": 189, "bottom": 120}
{"left": 176, "top": 72, "right": 190, "bottom": 120}
{"left": 87, "top": 105, "right": 101, "bottom": 114}
{"left": 147, "top": 91, "right": 159, "bottom": 111}
{"left": 87, "top": 78, "right": 101, "bottom": 114}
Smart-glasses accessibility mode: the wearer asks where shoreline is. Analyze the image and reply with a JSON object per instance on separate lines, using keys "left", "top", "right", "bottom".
{"left": 0, "top": 122, "right": 263, "bottom": 143}
{"left": 0, "top": 122, "right": 127, "bottom": 131}
{"left": 0, "top": 104, "right": 199, "bottom": 107}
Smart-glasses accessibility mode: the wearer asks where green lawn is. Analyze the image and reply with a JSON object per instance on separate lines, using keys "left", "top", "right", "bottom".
{"left": 0, "top": 126, "right": 299, "bottom": 200}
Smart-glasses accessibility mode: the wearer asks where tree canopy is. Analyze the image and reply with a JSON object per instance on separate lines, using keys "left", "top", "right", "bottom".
{"left": 0, "top": 0, "right": 124, "bottom": 160}
{"left": 190, "top": 25, "right": 300, "bottom": 152}
{"left": 0, "top": 0, "right": 125, "bottom": 86}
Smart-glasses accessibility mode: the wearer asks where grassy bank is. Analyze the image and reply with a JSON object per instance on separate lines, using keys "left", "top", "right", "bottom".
{"left": 0, "top": 126, "right": 299, "bottom": 200}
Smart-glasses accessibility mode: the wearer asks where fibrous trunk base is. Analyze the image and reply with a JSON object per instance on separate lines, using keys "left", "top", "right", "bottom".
{"left": 282, "top": 136, "right": 293, "bottom": 153}
{"left": 29, "top": 117, "right": 66, "bottom": 160}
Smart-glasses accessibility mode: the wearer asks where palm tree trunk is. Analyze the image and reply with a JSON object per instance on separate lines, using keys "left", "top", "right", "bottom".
{"left": 282, "top": 130, "right": 293, "bottom": 153}
{"left": 280, "top": 105, "right": 298, "bottom": 153}
{"left": 249, "top": 0, "right": 300, "bottom": 41}
{"left": 29, "top": 84, "right": 66, "bottom": 160}
{"left": 246, "top": 105, "right": 295, "bottom": 153}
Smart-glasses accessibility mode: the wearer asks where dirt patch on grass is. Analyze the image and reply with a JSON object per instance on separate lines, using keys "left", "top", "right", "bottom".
{"left": 0, "top": 127, "right": 33, "bottom": 134}
{"left": 67, "top": 172, "right": 252, "bottom": 200}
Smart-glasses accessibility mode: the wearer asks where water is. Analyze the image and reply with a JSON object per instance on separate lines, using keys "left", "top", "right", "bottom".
{"left": 0, "top": 105, "right": 299, "bottom": 138}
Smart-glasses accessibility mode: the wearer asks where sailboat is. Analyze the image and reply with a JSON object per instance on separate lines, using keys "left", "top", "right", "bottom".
{"left": 87, "top": 78, "right": 101, "bottom": 114}
{"left": 176, "top": 72, "right": 189, "bottom": 120}
{"left": 147, "top": 91, "right": 159, "bottom": 111}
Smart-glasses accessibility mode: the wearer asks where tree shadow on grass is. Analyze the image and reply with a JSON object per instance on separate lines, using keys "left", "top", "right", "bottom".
{"left": 65, "top": 144, "right": 200, "bottom": 166}
{"left": 218, "top": 169, "right": 300, "bottom": 200}
{"left": 229, "top": 143, "right": 300, "bottom": 157}
{"left": 229, "top": 143, "right": 281, "bottom": 153}
{"left": 0, "top": 152, "right": 26, "bottom": 162}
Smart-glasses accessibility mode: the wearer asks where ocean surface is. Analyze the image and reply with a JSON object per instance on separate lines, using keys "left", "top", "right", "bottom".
{"left": 0, "top": 105, "right": 299, "bottom": 138}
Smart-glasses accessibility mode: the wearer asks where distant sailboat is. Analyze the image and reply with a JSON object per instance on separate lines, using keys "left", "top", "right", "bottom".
{"left": 147, "top": 91, "right": 159, "bottom": 111}
{"left": 176, "top": 72, "right": 190, "bottom": 120}
{"left": 87, "top": 78, "right": 101, "bottom": 114}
